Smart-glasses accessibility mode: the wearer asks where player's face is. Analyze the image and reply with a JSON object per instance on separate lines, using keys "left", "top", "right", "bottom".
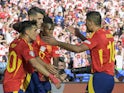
{"left": 30, "top": 13, "right": 44, "bottom": 29}
{"left": 43, "top": 23, "right": 54, "bottom": 36}
{"left": 28, "top": 25, "right": 38, "bottom": 41}
{"left": 86, "top": 19, "right": 93, "bottom": 32}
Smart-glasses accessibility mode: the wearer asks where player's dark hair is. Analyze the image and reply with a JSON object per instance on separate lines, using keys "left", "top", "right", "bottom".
{"left": 86, "top": 11, "right": 101, "bottom": 26}
{"left": 59, "top": 57, "right": 65, "bottom": 62}
{"left": 28, "top": 6, "right": 45, "bottom": 16}
{"left": 43, "top": 16, "right": 53, "bottom": 24}
{"left": 42, "top": 16, "right": 55, "bottom": 30}
{"left": 59, "top": 69, "right": 65, "bottom": 75}
{"left": 13, "top": 20, "right": 37, "bottom": 34}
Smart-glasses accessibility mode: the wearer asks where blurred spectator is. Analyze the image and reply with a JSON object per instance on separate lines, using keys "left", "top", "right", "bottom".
{"left": 58, "top": 57, "right": 74, "bottom": 82}
{"left": 54, "top": 12, "right": 64, "bottom": 28}
{"left": 18, "top": 8, "right": 28, "bottom": 21}
{"left": 115, "top": 69, "right": 124, "bottom": 82}
{"left": 58, "top": 57, "right": 66, "bottom": 70}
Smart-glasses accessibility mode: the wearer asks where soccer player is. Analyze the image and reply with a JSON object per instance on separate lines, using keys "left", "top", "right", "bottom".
{"left": 3, "top": 21, "right": 61, "bottom": 93}
{"left": 28, "top": 7, "right": 45, "bottom": 30}
{"left": 27, "top": 7, "right": 60, "bottom": 93}
{"left": 42, "top": 11, "right": 115, "bottom": 93}
{"left": 32, "top": 16, "right": 60, "bottom": 93}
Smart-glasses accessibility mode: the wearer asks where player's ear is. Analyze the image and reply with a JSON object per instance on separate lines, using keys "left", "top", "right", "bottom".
{"left": 88, "top": 20, "right": 92, "bottom": 25}
{"left": 25, "top": 29, "right": 30, "bottom": 36}
{"left": 29, "top": 16, "right": 34, "bottom": 21}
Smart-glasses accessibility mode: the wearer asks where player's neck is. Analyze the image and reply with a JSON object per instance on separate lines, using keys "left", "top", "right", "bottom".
{"left": 21, "top": 35, "right": 32, "bottom": 43}
{"left": 93, "top": 26, "right": 101, "bottom": 32}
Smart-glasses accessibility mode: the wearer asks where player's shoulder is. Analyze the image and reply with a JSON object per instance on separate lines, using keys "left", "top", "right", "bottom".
{"left": 96, "top": 28, "right": 111, "bottom": 36}
{"left": 11, "top": 38, "right": 28, "bottom": 48}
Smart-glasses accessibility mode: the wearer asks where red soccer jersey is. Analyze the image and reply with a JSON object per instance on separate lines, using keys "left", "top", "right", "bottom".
{"left": 34, "top": 35, "right": 60, "bottom": 64}
{"left": 33, "top": 35, "right": 60, "bottom": 80}
{"left": 3, "top": 38, "right": 35, "bottom": 92}
{"left": 83, "top": 29, "right": 115, "bottom": 76}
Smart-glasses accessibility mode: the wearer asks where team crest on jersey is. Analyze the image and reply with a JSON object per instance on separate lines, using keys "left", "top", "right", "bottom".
{"left": 29, "top": 51, "right": 35, "bottom": 57}
{"left": 55, "top": 50, "right": 60, "bottom": 54}
{"left": 11, "top": 44, "right": 17, "bottom": 48}
{"left": 40, "top": 46, "right": 46, "bottom": 52}
{"left": 47, "top": 45, "right": 52, "bottom": 53}
{"left": 84, "top": 40, "right": 91, "bottom": 44}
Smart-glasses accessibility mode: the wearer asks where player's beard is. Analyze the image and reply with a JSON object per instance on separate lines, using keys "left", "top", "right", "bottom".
{"left": 86, "top": 29, "right": 92, "bottom": 33}
{"left": 37, "top": 23, "right": 42, "bottom": 29}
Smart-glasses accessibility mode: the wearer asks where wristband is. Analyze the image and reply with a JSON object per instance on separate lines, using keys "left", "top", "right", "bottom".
{"left": 49, "top": 74, "right": 60, "bottom": 84}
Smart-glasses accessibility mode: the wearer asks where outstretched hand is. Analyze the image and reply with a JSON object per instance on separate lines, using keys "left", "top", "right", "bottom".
{"left": 66, "top": 26, "right": 81, "bottom": 37}
{"left": 49, "top": 74, "right": 61, "bottom": 89}
{"left": 66, "top": 26, "right": 87, "bottom": 41}
{"left": 42, "top": 36, "right": 58, "bottom": 46}
{"left": 46, "top": 64, "right": 58, "bottom": 75}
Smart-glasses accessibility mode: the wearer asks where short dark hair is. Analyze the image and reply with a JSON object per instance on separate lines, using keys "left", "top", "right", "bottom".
{"left": 59, "top": 57, "right": 65, "bottom": 62}
{"left": 28, "top": 7, "right": 45, "bottom": 16}
{"left": 42, "top": 16, "right": 55, "bottom": 30}
{"left": 13, "top": 20, "right": 37, "bottom": 34}
{"left": 86, "top": 11, "right": 102, "bottom": 26}
{"left": 43, "top": 16, "right": 53, "bottom": 24}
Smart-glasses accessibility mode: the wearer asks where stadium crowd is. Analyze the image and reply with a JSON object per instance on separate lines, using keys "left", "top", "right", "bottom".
{"left": 0, "top": 0, "right": 124, "bottom": 82}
